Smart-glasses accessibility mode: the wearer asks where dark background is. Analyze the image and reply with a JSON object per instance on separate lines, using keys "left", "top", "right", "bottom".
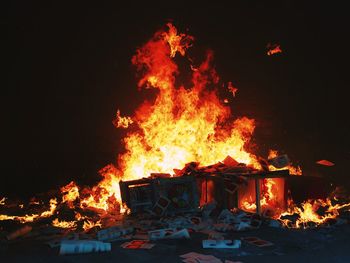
{"left": 3, "top": 1, "right": 350, "bottom": 198}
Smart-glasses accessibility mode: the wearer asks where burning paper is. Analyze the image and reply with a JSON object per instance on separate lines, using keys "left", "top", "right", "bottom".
{"left": 316, "top": 160, "right": 335, "bottom": 166}
{"left": 267, "top": 43, "right": 282, "bottom": 56}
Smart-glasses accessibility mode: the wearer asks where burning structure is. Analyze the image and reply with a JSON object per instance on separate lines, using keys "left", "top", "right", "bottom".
{"left": 1, "top": 23, "right": 350, "bottom": 260}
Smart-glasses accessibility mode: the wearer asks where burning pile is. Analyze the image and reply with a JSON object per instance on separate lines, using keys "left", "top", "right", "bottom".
{"left": 0, "top": 23, "right": 349, "bottom": 233}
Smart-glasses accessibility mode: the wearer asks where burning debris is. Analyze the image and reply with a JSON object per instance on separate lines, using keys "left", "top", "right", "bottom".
{"left": 316, "top": 159, "right": 335, "bottom": 166}
{"left": 266, "top": 43, "right": 282, "bottom": 56}
{"left": 0, "top": 23, "right": 349, "bottom": 261}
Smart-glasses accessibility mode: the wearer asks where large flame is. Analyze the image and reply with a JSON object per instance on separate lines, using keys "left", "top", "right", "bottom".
{"left": 120, "top": 23, "right": 259, "bottom": 180}
{"left": 78, "top": 23, "right": 259, "bottom": 212}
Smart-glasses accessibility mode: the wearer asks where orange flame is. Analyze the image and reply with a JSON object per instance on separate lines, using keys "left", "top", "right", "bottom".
{"left": 83, "top": 219, "right": 102, "bottom": 231}
{"left": 227, "top": 82, "right": 238, "bottom": 97}
{"left": 76, "top": 23, "right": 305, "bottom": 213}
{"left": 52, "top": 218, "right": 77, "bottom": 229}
{"left": 0, "top": 198, "right": 57, "bottom": 223}
{"left": 267, "top": 44, "right": 282, "bottom": 56}
{"left": 61, "top": 181, "right": 79, "bottom": 208}
{"left": 113, "top": 110, "right": 133, "bottom": 128}
{"left": 279, "top": 198, "right": 350, "bottom": 228}
{"left": 268, "top": 149, "right": 302, "bottom": 175}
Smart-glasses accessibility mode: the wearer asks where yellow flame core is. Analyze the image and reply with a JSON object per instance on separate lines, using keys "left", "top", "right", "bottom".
{"left": 113, "top": 110, "right": 133, "bottom": 128}
{"left": 61, "top": 181, "right": 79, "bottom": 208}
{"left": 52, "top": 218, "right": 77, "bottom": 229}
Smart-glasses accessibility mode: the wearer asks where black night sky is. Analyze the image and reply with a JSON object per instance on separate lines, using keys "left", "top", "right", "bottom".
{"left": 4, "top": 2, "right": 350, "bottom": 197}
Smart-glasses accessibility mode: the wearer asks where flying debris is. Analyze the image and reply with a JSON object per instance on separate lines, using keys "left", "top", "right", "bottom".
{"left": 316, "top": 160, "right": 335, "bottom": 166}
{"left": 267, "top": 43, "right": 282, "bottom": 56}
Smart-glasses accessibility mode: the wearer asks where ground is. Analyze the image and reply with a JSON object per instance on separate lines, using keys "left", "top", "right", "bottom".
{"left": 1, "top": 223, "right": 350, "bottom": 263}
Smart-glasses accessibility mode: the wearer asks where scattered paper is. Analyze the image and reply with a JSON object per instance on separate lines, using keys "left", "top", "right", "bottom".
{"left": 241, "top": 236, "right": 273, "bottom": 247}
{"left": 151, "top": 196, "right": 171, "bottom": 216}
{"left": 149, "top": 228, "right": 190, "bottom": 240}
{"left": 180, "top": 252, "right": 222, "bottom": 263}
{"left": 59, "top": 240, "right": 111, "bottom": 255}
{"left": 121, "top": 239, "right": 154, "bottom": 249}
{"left": 97, "top": 226, "right": 134, "bottom": 241}
{"left": 202, "top": 239, "right": 241, "bottom": 249}
{"left": 268, "top": 154, "right": 290, "bottom": 169}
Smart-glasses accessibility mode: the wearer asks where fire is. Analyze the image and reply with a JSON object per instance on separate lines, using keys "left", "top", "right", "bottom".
{"left": 162, "top": 23, "right": 194, "bottom": 57}
{"left": 52, "top": 218, "right": 77, "bottom": 229}
{"left": 39, "top": 198, "right": 57, "bottom": 217}
{"left": 267, "top": 44, "right": 282, "bottom": 56}
{"left": 267, "top": 150, "right": 302, "bottom": 175}
{"left": 122, "top": 23, "right": 259, "bottom": 181}
{"left": 113, "top": 110, "right": 133, "bottom": 128}
{"left": 227, "top": 82, "right": 238, "bottom": 97}
{"left": 0, "top": 23, "right": 348, "bottom": 231}
{"left": 80, "top": 165, "right": 121, "bottom": 213}
{"left": 240, "top": 178, "right": 284, "bottom": 214}
{"left": 279, "top": 198, "right": 350, "bottom": 228}
{"left": 82, "top": 219, "right": 102, "bottom": 231}
{"left": 0, "top": 198, "right": 57, "bottom": 223}
{"left": 61, "top": 181, "right": 79, "bottom": 208}
{"left": 72, "top": 23, "right": 307, "bottom": 214}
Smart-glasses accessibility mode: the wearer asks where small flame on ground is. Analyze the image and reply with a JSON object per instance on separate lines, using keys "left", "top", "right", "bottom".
{"left": 0, "top": 198, "right": 57, "bottom": 223}
{"left": 279, "top": 198, "right": 350, "bottom": 228}
{"left": 83, "top": 220, "right": 102, "bottom": 232}
{"left": 52, "top": 218, "right": 77, "bottom": 229}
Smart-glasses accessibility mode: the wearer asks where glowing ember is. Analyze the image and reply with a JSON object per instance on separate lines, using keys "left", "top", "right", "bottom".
{"left": 227, "top": 82, "right": 238, "bottom": 97}
{"left": 316, "top": 160, "right": 335, "bottom": 166}
{"left": 0, "top": 197, "right": 6, "bottom": 205}
{"left": 267, "top": 43, "right": 282, "bottom": 56}
{"left": 52, "top": 218, "right": 77, "bottom": 229}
